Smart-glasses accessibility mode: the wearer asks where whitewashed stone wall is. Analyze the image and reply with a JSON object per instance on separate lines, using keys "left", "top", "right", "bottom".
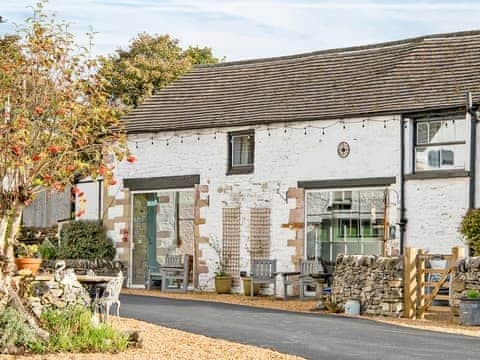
{"left": 108, "top": 115, "right": 404, "bottom": 293}
{"left": 106, "top": 113, "right": 472, "bottom": 293}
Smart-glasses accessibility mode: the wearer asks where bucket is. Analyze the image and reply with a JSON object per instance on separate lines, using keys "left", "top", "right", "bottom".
{"left": 459, "top": 298, "right": 480, "bottom": 326}
{"left": 345, "top": 299, "right": 361, "bottom": 316}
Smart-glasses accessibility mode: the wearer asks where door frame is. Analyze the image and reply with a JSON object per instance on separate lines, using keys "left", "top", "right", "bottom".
{"left": 128, "top": 188, "right": 194, "bottom": 288}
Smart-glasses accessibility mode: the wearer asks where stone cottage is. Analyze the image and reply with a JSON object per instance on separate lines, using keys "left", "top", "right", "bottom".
{"left": 104, "top": 30, "right": 480, "bottom": 293}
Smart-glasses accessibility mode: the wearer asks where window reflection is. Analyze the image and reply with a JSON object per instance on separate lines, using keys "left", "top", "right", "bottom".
{"left": 306, "top": 189, "right": 386, "bottom": 271}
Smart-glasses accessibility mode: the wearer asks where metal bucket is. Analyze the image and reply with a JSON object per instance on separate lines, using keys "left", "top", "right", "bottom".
{"left": 345, "top": 299, "right": 361, "bottom": 316}
{"left": 459, "top": 298, "right": 480, "bottom": 326}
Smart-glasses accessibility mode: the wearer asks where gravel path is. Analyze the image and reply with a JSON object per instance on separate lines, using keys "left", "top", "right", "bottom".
{"left": 121, "top": 294, "right": 480, "bottom": 360}
{"left": 8, "top": 317, "right": 301, "bottom": 360}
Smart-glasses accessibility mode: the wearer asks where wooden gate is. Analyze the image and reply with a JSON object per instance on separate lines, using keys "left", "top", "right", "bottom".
{"left": 404, "top": 246, "right": 465, "bottom": 319}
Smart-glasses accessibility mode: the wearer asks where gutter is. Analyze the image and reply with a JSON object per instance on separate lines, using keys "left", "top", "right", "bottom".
{"left": 399, "top": 116, "right": 407, "bottom": 255}
{"left": 467, "top": 92, "right": 477, "bottom": 209}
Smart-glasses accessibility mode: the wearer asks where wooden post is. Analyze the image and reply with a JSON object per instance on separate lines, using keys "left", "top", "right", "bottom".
{"left": 416, "top": 249, "right": 425, "bottom": 319}
{"left": 451, "top": 246, "right": 465, "bottom": 265}
{"left": 403, "top": 247, "right": 417, "bottom": 319}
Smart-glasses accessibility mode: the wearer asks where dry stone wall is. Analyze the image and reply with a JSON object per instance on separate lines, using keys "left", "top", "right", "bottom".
{"left": 451, "top": 257, "right": 480, "bottom": 317}
{"left": 332, "top": 255, "right": 404, "bottom": 317}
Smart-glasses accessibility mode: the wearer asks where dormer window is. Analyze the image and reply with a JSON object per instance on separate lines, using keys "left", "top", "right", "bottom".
{"left": 228, "top": 130, "right": 254, "bottom": 175}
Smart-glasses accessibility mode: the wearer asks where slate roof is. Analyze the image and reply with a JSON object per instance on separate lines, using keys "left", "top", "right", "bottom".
{"left": 123, "top": 30, "right": 480, "bottom": 133}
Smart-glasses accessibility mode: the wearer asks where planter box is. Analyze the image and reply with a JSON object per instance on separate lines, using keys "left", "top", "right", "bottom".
{"left": 215, "top": 276, "right": 232, "bottom": 294}
{"left": 242, "top": 277, "right": 260, "bottom": 296}
{"left": 459, "top": 298, "right": 480, "bottom": 326}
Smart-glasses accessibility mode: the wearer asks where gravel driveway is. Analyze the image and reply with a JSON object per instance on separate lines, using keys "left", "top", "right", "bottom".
{"left": 121, "top": 294, "right": 480, "bottom": 360}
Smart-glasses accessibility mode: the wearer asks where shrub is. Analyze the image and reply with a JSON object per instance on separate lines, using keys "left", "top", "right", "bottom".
{"left": 38, "top": 239, "right": 57, "bottom": 260}
{"left": 57, "top": 221, "right": 115, "bottom": 260}
{"left": 466, "top": 289, "right": 480, "bottom": 299}
{"left": 460, "top": 209, "right": 480, "bottom": 256}
{"left": 0, "top": 307, "right": 45, "bottom": 353}
{"left": 41, "top": 305, "right": 128, "bottom": 353}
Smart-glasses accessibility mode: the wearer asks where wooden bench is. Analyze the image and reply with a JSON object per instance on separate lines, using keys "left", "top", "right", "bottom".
{"left": 250, "top": 259, "right": 277, "bottom": 298}
{"left": 161, "top": 254, "right": 190, "bottom": 293}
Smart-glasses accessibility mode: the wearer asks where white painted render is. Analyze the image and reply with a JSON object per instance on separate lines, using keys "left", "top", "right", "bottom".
{"left": 107, "top": 114, "right": 472, "bottom": 292}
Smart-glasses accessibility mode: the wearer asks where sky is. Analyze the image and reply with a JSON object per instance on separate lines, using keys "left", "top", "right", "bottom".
{"left": 1, "top": 0, "right": 480, "bottom": 61}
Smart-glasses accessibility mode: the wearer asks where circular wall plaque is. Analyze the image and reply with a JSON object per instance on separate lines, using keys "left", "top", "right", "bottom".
{"left": 337, "top": 141, "right": 350, "bottom": 158}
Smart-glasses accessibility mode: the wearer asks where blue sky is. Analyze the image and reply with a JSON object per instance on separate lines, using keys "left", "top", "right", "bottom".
{"left": 1, "top": 0, "right": 480, "bottom": 61}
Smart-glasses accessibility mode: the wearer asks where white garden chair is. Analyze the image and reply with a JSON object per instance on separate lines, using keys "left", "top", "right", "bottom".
{"left": 94, "top": 271, "right": 123, "bottom": 323}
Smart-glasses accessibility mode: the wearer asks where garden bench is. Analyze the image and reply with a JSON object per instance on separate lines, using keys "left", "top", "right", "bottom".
{"left": 161, "top": 254, "right": 190, "bottom": 292}
{"left": 146, "top": 261, "right": 163, "bottom": 290}
{"left": 250, "top": 259, "right": 277, "bottom": 298}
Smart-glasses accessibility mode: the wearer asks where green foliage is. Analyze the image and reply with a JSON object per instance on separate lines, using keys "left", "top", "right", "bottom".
{"left": 38, "top": 239, "right": 57, "bottom": 260}
{"left": 460, "top": 209, "right": 480, "bottom": 256}
{"left": 99, "top": 33, "right": 219, "bottom": 107}
{"left": 41, "top": 305, "right": 128, "bottom": 353}
{"left": 58, "top": 221, "right": 114, "bottom": 260}
{"left": 466, "top": 289, "right": 480, "bottom": 299}
{"left": 14, "top": 243, "right": 40, "bottom": 258}
{"left": 0, "top": 307, "right": 45, "bottom": 353}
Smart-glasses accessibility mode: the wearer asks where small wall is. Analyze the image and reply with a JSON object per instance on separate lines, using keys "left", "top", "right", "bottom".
{"left": 332, "top": 255, "right": 404, "bottom": 317}
{"left": 41, "top": 259, "right": 125, "bottom": 276}
{"left": 451, "top": 257, "right": 480, "bottom": 317}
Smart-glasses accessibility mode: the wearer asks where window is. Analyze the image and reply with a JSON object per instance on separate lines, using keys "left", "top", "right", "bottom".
{"left": 228, "top": 130, "right": 254, "bottom": 174}
{"left": 414, "top": 117, "right": 466, "bottom": 172}
{"left": 306, "top": 189, "right": 387, "bottom": 272}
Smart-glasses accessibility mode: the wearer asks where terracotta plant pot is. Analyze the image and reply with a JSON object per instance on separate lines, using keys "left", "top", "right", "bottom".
{"left": 215, "top": 275, "right": 232, "bottom": 294}
{"left": 15, "top": 258, "right": 42, "bottom": 274}
{"left": 242, "top": 277, "right": 260, "bottom": 296}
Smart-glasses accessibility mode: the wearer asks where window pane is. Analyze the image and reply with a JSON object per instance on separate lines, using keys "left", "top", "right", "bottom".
{"left": 416, "top": 118, "right": 466, "bottom": 145}
{"left": 306, "top": 189, "right": 386, "bottom": 268}
{"left": 415, "top": 144, "right": 466, "bottom": 171}
{"left": 232, "top": 134, "right": 253, "bottom": 166}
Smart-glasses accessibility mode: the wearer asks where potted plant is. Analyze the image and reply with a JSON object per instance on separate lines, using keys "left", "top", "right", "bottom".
{"left": 210, "top": 237, "right": 232, "bottom": 294}
{"left": 214, "top": 263, "right": 232, "bottom": 294}
{"left": 15, "top": 243, "right": 42, "bottom": 274}
{"left": 459, "top": 289, "right": 480, "bottom": 326}
{"left": 240, "top": 272, "right": 260, "bottom": 296}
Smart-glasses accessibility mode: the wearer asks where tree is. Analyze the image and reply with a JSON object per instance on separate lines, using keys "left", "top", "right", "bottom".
{"left": 98, "top": 33, "right": 219, "bottom": 107}
{"left": 0, "top": 2, "right": 129, "bottom": 259}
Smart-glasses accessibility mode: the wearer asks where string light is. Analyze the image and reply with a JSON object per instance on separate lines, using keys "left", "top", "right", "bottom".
{"left": 129, "top": 118, "right": 398, "bottom": 148}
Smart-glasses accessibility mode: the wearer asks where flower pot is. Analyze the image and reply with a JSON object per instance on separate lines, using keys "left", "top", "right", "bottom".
{"left": 215, "top": 275, "right": 232, "bottom": 294}
{"left": 459, "top": 297, "right": 480, "bottom": 326}
{"left": 15, "top": 258, "right": 42, "bottom": 274}
{"left": 242, "top": 277, "right": 260, "bottom": 296}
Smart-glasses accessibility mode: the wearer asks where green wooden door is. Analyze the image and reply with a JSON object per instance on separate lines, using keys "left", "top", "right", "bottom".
{"left": 146, "top": 193, "right": 158, "bottom": 269}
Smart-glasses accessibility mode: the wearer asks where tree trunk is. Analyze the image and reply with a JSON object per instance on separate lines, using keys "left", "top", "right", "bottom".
{"left": 5, "top": 201, "right": 24, "bottom": 261}
{"left": 0, "top": 214, "right": 7, "bottom": 256}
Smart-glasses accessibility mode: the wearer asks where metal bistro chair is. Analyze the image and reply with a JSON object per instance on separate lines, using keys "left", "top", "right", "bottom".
{"left": 94, "top": 271, "right": 123, "bottom": 323}
{"left": 161, "top": 254, "right": 190, "bottom": 292}
{"left": 250, "top": 259, "right": 277, "bottom": 298}
{"left": 299, "top": 260, "right": 326, "bottom": 300}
